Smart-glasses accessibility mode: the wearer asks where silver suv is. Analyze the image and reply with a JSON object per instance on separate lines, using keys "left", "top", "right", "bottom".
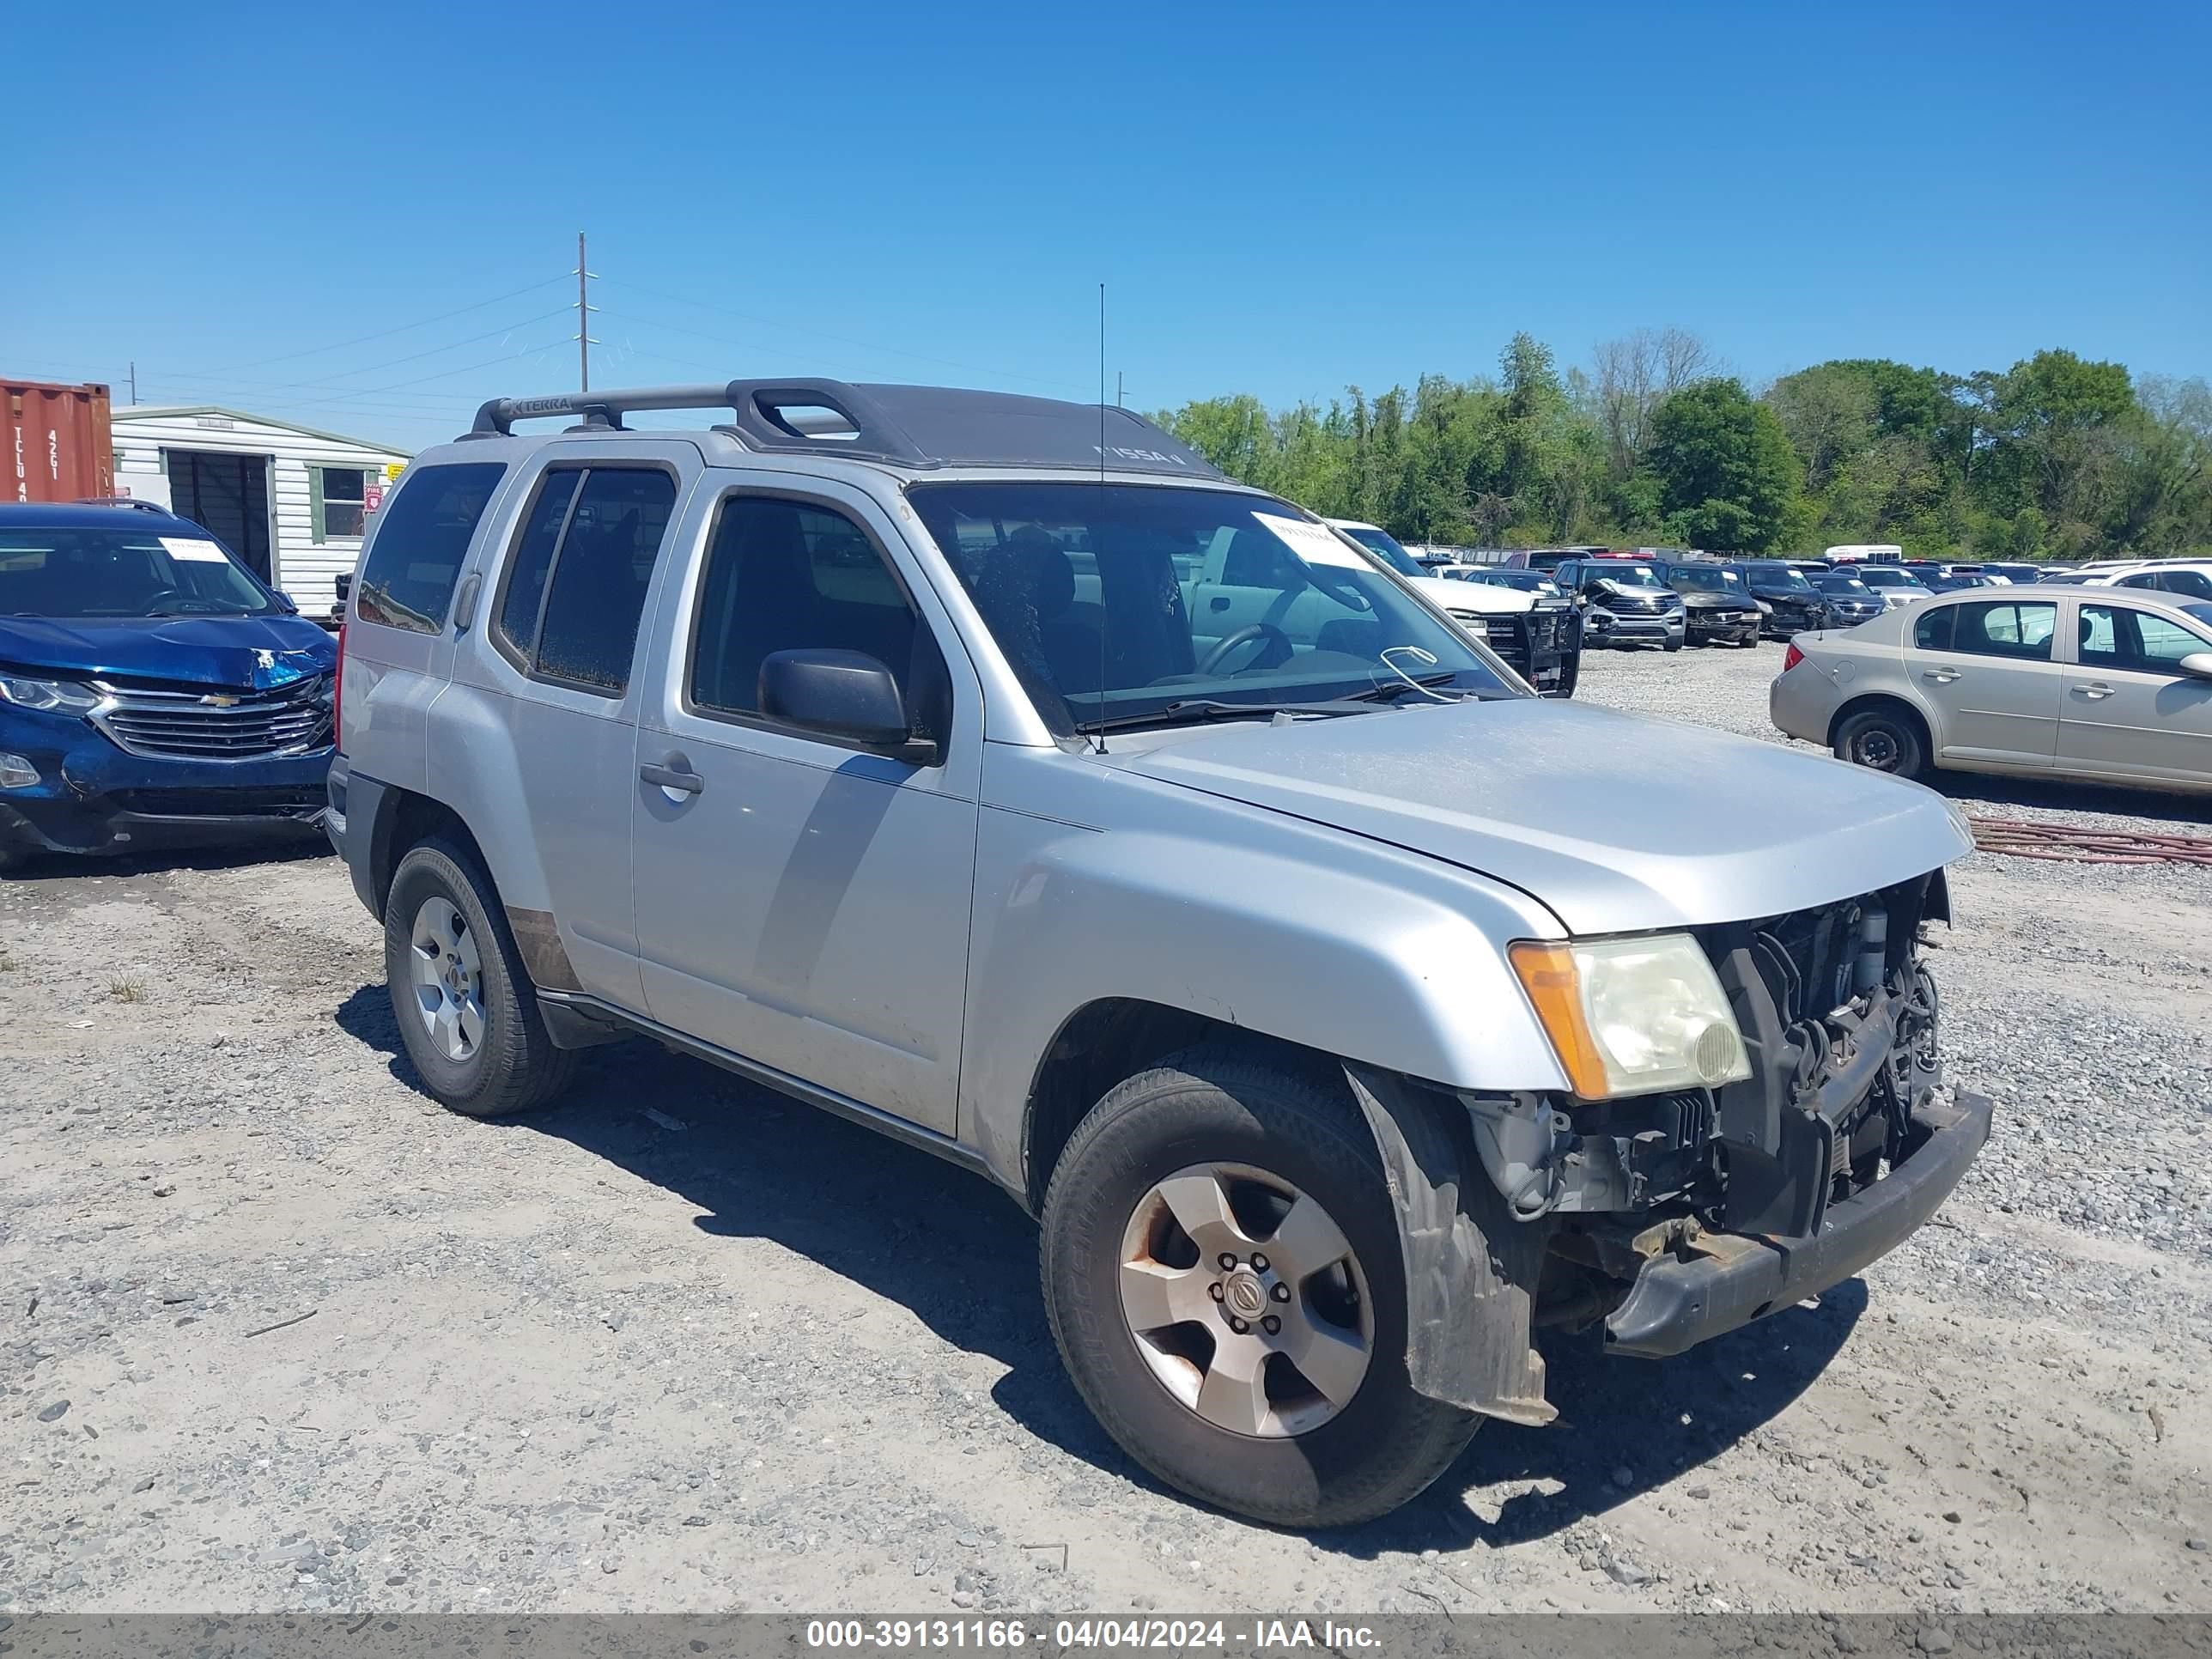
{"left": 328, "top": 380, "right": 1990, "bottom": 1528}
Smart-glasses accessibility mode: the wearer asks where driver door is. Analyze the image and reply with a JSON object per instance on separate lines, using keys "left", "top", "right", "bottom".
{"left": 2060, "top": 601, "right": 2212, "bottom": 784}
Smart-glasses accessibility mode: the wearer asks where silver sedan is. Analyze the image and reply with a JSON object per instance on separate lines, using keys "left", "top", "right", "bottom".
{"left": 1770, "top": 588, "right": 2212, "bottom": 793}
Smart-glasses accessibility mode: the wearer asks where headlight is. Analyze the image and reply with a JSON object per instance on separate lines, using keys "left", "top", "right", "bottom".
{"left": 1509, "top": 933, "right": 1753, "bottom": 1099}
{"left": 1756, "top": 599, "right": 1775, "bottom": 614}
{"left": 0, "top": 673, "right": 101, "bottom": 715}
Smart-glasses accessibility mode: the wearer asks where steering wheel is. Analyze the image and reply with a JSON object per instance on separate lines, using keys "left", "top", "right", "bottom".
{"left": 1199, "top": 622, "right": 1295, "bottom": 676}
{"left": 136, "top": 588, "right": 189, "bottom": 616}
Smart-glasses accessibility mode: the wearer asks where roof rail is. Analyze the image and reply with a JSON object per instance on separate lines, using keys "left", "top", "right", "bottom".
{"left": 74, "top": 496, "right": 168, "bottom": 512}
{"left": 465, "top": 379, "right": 930, "bottom": 465}
{"left": 460, "top": 378, "right": 1224, "bottom": 478}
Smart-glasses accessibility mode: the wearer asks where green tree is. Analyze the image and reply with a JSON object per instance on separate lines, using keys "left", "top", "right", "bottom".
{"left": 1644, "top": 379, "right": 1804, "bottom": 551}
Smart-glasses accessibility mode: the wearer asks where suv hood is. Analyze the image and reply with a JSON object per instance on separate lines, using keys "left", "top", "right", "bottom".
{"left": 1408, "top": 575, "right": 1530, "bottom": 613}
{"left": 1105, "top": 698, "right": 1970, "bottom": 934}
{"left": 0, "top": 614, "right": 337, "bottom": 691}
{"left": 1680, "top": 591, "right": 1755, "bottom": 611}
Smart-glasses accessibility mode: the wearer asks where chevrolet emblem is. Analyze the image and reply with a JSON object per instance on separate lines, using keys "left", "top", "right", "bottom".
{"left": 204, "top": 693, "right": 241, "bottom": 708}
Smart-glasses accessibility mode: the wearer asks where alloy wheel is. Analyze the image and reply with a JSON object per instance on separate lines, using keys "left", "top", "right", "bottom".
{"left": 1117, "top": 1163, "right": 1373, "bottom": 1438}
{"left": 408, "top": 896, "right": 486, "bottom": 1062}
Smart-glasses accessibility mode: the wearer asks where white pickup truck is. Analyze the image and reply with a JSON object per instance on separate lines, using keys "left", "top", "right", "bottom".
{"left": 1323, "top": 519, "right": 1579, "bottom": 696}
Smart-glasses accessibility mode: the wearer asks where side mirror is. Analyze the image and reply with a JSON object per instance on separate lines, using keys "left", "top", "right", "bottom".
{"left": 758, "top": 648, "right": 938, "bottom": 763}
{"left": 2178, "top": 652, "right": 2212, "bottom": 682}
{"left": 272, "top": 590, "right": 299, "bottom": 614}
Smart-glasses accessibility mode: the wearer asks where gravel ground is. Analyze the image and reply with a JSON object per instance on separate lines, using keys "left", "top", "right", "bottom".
{"left": 3, "top": 643, "right": 2208, "bottom": 1618}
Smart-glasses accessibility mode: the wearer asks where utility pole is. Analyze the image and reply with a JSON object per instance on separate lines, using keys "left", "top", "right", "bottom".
{"left": 128, "top": 362, "right": 137, "bottom": 405}
{"left": 574, "top": 231, "right": 598, "bottom": 392}
{"left": 1115, "top": 371, "right": 1123, "bottom": 409}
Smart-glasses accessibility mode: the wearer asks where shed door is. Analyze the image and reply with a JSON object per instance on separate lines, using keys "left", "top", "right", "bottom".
{"left": 165, "top": 449, "right": 274, "bottom": 582}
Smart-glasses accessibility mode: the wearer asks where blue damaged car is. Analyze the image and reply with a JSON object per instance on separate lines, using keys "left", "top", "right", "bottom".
{"left": 0, "top": 501, "right": 337, "bottom": 872}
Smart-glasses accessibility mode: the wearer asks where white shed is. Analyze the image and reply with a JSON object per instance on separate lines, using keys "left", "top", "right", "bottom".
{"left": 108, "top": 406, "right": 412, "bottom": 615}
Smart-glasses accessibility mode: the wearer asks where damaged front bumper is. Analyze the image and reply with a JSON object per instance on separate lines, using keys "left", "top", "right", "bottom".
{"left": 1601, "top": 1089, "right": 1990, "bottom": 1357}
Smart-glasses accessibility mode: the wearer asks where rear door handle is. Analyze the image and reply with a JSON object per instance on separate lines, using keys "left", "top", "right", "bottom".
{"left": 640, "top": 757, "right": 705, "bottom": 795}
{"left": 2072, "top": 683, "right": 2114, "bottom": 700}
{"left": 1208, "top": 595, "right": 1231, "bottom": 612}
{"left": 1923, "top": 667, "right": 1960, "bottom": 684}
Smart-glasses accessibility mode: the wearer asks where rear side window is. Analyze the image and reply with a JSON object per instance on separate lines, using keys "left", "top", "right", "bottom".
{"left": 1944, "top": 600, "right": 2056, "bottom": 661}
{"left": 354, "top": 462, "right": 506, "bottom": 634}
{"left": 494, "top": 466, "right": 678, "bottom": 694}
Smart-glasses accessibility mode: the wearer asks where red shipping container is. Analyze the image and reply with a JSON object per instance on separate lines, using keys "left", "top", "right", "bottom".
{"left": 4, "top": 379, "right": 114, "bottom": 503}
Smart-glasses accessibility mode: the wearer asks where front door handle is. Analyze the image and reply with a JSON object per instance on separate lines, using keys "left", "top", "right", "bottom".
{"left": 1208, "top": 595, "right": 1231, "bottom": 612}
{"left": 2072, "top": 683, "right": 2115, "bottom": 700}
{"left": 1923, "top": 666, "right": 1960, "bottom": 684}
{"left": 640, "top": 757, "right": 705, "bottom": 795}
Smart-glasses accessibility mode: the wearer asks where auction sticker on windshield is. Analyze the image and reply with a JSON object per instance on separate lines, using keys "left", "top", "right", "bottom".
{"left": 158, "top": 537, "right": 230, "bottom": 562}
{"left": 1255, "top": 514, "right": 1366, "bottom": 569}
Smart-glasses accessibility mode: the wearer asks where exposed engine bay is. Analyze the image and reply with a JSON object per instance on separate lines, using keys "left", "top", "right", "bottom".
{"left": 1458, "top": 872, "right": 1952, "bottom": 1328}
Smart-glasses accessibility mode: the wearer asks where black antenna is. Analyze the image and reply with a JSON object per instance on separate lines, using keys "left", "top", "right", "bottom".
{"left": 1093, "top": 282, "right": 1109, "bottom": 754}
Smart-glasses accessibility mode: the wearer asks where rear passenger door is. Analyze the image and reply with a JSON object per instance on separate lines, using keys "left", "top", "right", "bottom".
{"left": 467, "top": 447, "right": 693, "bottom": 1009}
{"left": 1906, "top": 598, "right": 2063, "bottom": 768}
{"left": 627, "top": 478, "right": 983, "bottom": 1135}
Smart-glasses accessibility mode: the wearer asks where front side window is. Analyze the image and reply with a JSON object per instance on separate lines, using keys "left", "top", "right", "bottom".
{"left": 0, "top": 524, "right": 276, "bottom": 618}
{"left": 355, "top": 462, "right": 506, "bottom": 634}
{"left": 2148, "top": 569, "right": 2212, "bottom": 600}
{"left": 1947, "top": 600, "right": 2057, "bottom": 661}
{"left": 493, "top": 466, "right": 676, "bottom": 694}
{"left": 690, "top": 496, "right": 935, "bottom": 722}
{"left": 2081, "top": 605, "right": 2212, "bottom": 672}
{"left": 905, "top": 483, "right": 1510, "bottom": 737}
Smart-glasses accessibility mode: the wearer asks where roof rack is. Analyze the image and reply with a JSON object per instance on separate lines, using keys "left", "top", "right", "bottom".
{"left": 74, "top": 496, "right": 169, "bottom": 512}
{"left": 461, "top": 378, "right": 1223, "bottom": 479}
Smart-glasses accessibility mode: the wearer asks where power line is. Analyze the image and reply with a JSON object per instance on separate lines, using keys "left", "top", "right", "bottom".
{"left": 181, "top": 274, "right": 572, "bottom": 374}
{"left": 594, "top": 276, "right": 1085, "bottom": 391}
{"left": 285, "top": 339, "right": 573, "bottom": 409}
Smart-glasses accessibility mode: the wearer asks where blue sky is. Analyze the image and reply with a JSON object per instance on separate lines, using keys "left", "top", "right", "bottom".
{"left": 9, "top": 0, "right": 2207, "bottom": 453}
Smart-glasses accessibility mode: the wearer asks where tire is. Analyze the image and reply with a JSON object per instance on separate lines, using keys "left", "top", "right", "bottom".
{"left": 383, "top": 837, "right": 579, "bottom": 1117}
{"left": 1040, "top": 1045, "right": 1480, "bottom": 1528}
{"left": 1832, "top": 705, "right": 1930, "bottom": 781}
{"left": 1663, "top": 638, "right": 1683, "bottom": 653}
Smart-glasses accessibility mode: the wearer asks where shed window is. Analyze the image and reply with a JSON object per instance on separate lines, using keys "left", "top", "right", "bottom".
{"left": 312, "top": 467, "right": 371, "bottom": 542}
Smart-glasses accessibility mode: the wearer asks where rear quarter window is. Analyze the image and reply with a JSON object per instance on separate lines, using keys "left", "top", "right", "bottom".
{"left": 355, "top": 463, "right": 508, "bottom": 634}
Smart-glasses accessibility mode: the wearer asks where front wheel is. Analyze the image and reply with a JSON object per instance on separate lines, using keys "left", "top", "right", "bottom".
{"left": 1663, "top": 637, "right": 1683, "bottom": 653}
{"left": 383, "top": 838, "right": 579, "bottom": 1116}
{"left": 1832, "top": 706, "right": 1929, "bottom": 781}
{"left": 1040, "top": 1047, "right": 1479, "bottom": 1528}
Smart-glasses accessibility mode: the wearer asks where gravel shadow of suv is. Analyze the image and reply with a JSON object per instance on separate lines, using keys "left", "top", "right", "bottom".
{"left": 327, "top": 379, "right": 1989, "bottom": 1528}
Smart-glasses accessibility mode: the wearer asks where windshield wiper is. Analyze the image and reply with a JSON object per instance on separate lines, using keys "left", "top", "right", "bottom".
{"left": 1074, "top": 697, "right": 1395, "bottom": 735}
{"left": 1342, "top": 670, "right": 1469, "bottom": 703}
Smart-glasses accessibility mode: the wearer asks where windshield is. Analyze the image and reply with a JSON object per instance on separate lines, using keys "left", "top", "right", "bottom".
{"left": 1594, "top": 562, "right": 1662, "bottom": 586}
{"left": 1741, "top": 563, "right": 1814, "bottom": 592}
{"left": 907, "top": 484, "right": 1514, "bottom": 735}
{"left": 1340, "top": 525, "right": 1425, "bottom": 580}
{"left": 1664, "top": 566, "right": 1740, "bottom": 592}
{"left": 1816, "top": 575, "right": 1872, "bottom": 594}
{"left": 0, "top": 524, "right": 275, "bottom": 618}
{"left": 1856, "top": 567, "right": 1925, "bottom": 588}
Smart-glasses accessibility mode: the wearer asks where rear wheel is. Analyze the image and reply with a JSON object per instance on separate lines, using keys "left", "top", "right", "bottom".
{"left": 1040, "top": 1046, "right": 1480, "bottom": 1528}
{"left": 383, "top": 838, "right": 578, "bottom": 1116}
{"left": 1833, "top": 705, "right": 1929, "bottom": 781}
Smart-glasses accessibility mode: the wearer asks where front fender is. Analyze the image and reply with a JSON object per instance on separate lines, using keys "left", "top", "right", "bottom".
{"left": 1347, "top": 1065, "right": 1554, "bottom": 1425}
{"left": 957, "top": 775, "right": 1571, "bottom": 1193}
